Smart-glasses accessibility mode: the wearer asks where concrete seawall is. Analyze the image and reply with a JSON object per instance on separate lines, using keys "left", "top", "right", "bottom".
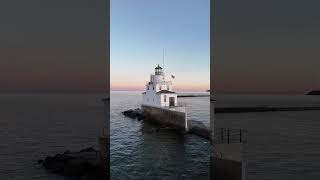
{"left": 141, "top": 105, "right": 187, "bottom": 131}
{"left": 212, "top": 157, "right": 244, "bottom": 180}
{"left": 123, "top": 107, "right": 210, "bottom": 140}
{"left": 188, "top": 120, "right": 210, "bottom": 139}
{"left": 212, "top": 143, "right": 246, "bottom": 180}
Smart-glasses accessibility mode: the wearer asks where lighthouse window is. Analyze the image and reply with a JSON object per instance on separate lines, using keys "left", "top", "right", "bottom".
{"left": 147, "top": 86, "right": 149, "bottom": 90}
{"left": 152, "top": 86, "right": 154, "bottom": 90}
{"left": 160, "top": 86, "right": 162, "bottom": 90}
{"left": 164, "top": 95, "right": 167, "bottom": 102}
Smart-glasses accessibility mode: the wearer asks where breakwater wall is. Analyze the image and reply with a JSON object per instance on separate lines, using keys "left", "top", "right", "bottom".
{"left": 178, "top": 94, "right": 210, "bottom": 97}
{"left": 215, "top": 106, "right": 320, "bottom": 113}
{"left": 123, "top": 107, "right": 210, "bottom": 140}
{"left": 141, "top": 105, "right": 187, "bottom": 130}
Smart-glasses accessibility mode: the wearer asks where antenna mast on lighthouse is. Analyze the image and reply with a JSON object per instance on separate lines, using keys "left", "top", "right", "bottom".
{"left": 162, "top": 48, "right": 165, "bottom": 70}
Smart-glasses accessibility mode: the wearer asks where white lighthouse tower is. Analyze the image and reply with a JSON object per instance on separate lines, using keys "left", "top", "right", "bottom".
{"left": 141, "top": 64, "right": 187, "bottom": 131}
{"left": 142, "top": 64, "right": 179, "bottom": 108}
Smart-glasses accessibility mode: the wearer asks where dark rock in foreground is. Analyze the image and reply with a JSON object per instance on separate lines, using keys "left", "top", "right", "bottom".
{"left": 306, "top": 90, "right": 320, "bottom": 95}
{"left": 39, "top": 147, "right": 107, "bottom": 179}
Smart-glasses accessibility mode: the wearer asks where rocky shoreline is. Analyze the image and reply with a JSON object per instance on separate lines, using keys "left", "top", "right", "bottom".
{"left": 306, "top": 90, "right": 320, "bottom": 95}
{"left": 38, "top": 147, "right": 107, "bottom": 179}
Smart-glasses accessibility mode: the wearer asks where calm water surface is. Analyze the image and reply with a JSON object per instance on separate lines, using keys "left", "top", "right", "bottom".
{"left": 110, "top": 91, "right": 211, "bottom": 180}
{"left": 0, "top": 94, "right": 105, "bottom": 180}
{"left": 1, "top": 93, "right": 319, "bottom": 180}
{"left": 215, "top": 94, "right": 320, "bottom": 180}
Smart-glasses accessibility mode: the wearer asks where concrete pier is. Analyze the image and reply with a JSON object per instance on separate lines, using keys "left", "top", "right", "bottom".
{"left": 141, "top": 105, "right": 188, "bottom": 131}
{"left": 211, "top": 127, "right": 247, "bottom": 180}
{"left": 212, "top": 143, "right": 246, "bottom": 180}
{"left": 211, "top": 98, "right": 247, "bottom": 180}
{"left": 187, "top": 120, "right": 210, "bottom": 139}
{"left": 122, "top": 107, "right": 211, "bottom": 140}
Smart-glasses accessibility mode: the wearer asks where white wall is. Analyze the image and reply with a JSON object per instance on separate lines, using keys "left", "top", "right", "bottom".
{"left": 160, "top": 94, "right": 177, "bottom": 107}
{"left": 156, "top": 84, "right": 171, "bottom": 92}
{"left": 151, "top": 74, "right": 165, "bottom": 84}
{"left": 142, "top": 73, "right": 176, "bottom": 108}
{"left": 143, "top": 93, "right": 177, "bottom": 108}
{"left": 142, "top": 91, "right": 161, "bottom": 107}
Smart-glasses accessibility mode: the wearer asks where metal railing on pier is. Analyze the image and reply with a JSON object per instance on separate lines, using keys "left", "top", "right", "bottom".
{"left": 163, "top": 102, "right": 186, "bottom": 108}
{"left": 161, "top": 102, "right": 186, "bottom": 113}
{"left": 212, "top": 128, "right": 248, "bottom": 144}
{"left": 176, "top": 102, "right": 187, "bottom": 107}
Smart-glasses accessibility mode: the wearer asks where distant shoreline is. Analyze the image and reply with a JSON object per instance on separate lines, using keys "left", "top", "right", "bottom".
{"left": 178, "top": 94, "right": 210, "bottom": 97}
{"left": 306, "top": 90, "right": 320, "bottom": 95}
{"left": 215, "top": 106, "right": 320, "bottom": 113}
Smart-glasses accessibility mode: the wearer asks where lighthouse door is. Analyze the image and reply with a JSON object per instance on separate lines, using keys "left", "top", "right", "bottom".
{"left": 169, "top": 97, "right": 175, "bottom": 107}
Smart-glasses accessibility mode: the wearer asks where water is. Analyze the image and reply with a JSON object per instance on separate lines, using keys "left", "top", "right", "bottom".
{"left": 214, "top": 94, "right": 320, "bottom": 180}
{"left": 0, "top": 94, "right": 105, "bottom": 180}
{"left": 110, "top": 91, "right": 211, "bottom": 180}
{"left": 2, "top": 93, "right": 319, "bottom": 180}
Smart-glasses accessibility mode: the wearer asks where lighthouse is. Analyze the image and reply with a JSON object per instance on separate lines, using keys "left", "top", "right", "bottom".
{"left": 142, "top": 64, "right": 178, "bottom": 108}
{"left": 141, "top": 65, "right": 187, "bottom": 131}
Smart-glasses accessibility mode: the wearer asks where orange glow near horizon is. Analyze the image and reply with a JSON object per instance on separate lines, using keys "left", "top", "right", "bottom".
{"left": 111, "top": 81, "right": 209, "bottom": 92}
{"left": 111, "top": 71, "right": 210, "bottom": 91}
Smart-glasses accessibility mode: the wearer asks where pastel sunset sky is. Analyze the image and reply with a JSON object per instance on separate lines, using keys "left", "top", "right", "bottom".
{"left": 110, "top": 0, "right": 210, "bottom": 92}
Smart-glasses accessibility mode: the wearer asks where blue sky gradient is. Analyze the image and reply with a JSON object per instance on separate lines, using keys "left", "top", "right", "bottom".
{"left": 111, "top": 0, "right": 210, "bottom": 91}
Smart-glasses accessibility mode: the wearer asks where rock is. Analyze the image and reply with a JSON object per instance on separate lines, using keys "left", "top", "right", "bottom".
{"left": 39, "top": 147, "right": 105, "bottom": 178}
{"left": 80, "top": 147, "right": 96, "bottom": 153}
{"left": 306, "top": 90, "right": 320, "bottom": 95}
{"left": 37, "top": 159, "right": 44, "bottom": 164}
{"left": 63, "top": 150, "right": 71, "bottom": 154}
{"left": 122, "top": 108, "right": 144, "bottom": 120}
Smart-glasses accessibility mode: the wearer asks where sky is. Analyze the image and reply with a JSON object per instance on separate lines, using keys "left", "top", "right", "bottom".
{"left": 0, "top": 0, "right": 108, "bottom": 93}
{"left": 213, "top": 0, "right": 320, "bottom": 94}
{"left": 110, "top": 0, "right": 210, "bottom": 92}
{"left": 1, "top": 0, "right": 319, "bottom": 94}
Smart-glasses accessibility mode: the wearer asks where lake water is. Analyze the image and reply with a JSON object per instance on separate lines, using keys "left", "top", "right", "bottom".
{"left": 110, "top": 91, "right": 211, "bottom": 180}
{"left": 1, "top": 93, "right": 319, "bottom": 180}
{"left": 214, "top": 94, "right": 320, "bottom": 180}
{"left": 0, "top": 94, "right": 105, "bottom": 180}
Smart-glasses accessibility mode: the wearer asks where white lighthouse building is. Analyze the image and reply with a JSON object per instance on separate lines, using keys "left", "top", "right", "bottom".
{"left": 142, "top": 64, "right": 179, "bottom": 108}
{"left": 141, "top": 65, "right": 187, "bottom": 131}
